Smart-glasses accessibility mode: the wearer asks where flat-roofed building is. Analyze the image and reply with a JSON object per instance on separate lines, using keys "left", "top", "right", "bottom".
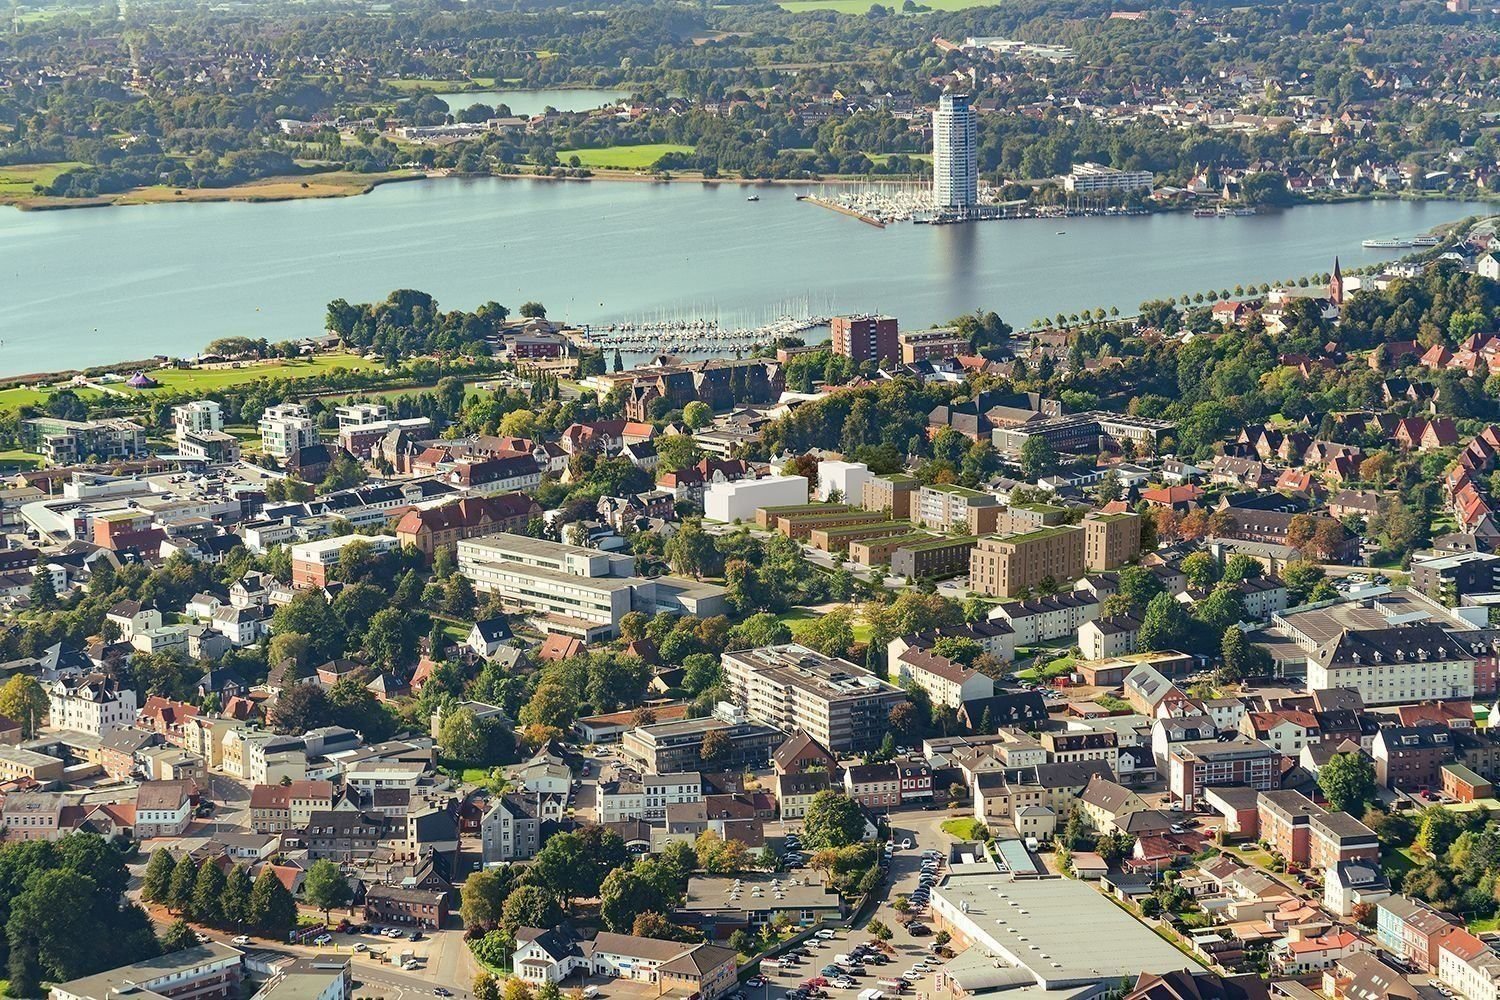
{"left": 862, "top": 474, "right": 919, "bottom": 518}
{"left": 621, "top": 708, "right": 783, "bottom": 774}
{"left": 1084, "top": 511, "right": 1141, "bottom": 571}
{"left": 916, "top": 484, "right": 999, "bottom": 532}
{"left": 721, "top": 644, "right": 907, "bottom": 754}
{"left": 848, "top": 531, "right": 939, "bottom": 568}
{"left": 49, "top": 943, "right": 243, "bottom": 1000}
{"left": 899, "top": 329, "right": 970, "bottom": 363}
{"left": 890, "top": 535, "right": 977, "bottom": 580}
{"left": 291, "top": 534, "right": 399, "bottom": 589}
{"left": 1169, "top": 737, "right": 1278, "bottom": 809}
{"left": 970, "top": 525, "right": 1085, "bottom": 598}
{"left": 0, "top": 744, "right": 64, "bottom": 783}
{"left": 930, "top": 871, "right": 1190, "bottom": 990}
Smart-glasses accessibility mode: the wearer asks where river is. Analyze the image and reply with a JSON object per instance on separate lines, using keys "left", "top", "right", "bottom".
{"left": 0, "top": 179, "right": 1484, "bottom": 377}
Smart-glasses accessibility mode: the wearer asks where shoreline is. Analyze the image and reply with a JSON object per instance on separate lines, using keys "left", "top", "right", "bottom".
{"left": 5, "top": 163, "right": 1494, "bottom": 215}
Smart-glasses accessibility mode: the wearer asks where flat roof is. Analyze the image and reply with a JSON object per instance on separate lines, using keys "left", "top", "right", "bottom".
{"left": 1277, "top": 589, "right": 1469, "bottom": 647}
{"left": 933, "top": 873, "right": 1193, "bottom": 987}
{"left": 52, "top": 942, "right": 242, "bottom": 1000}
{"left": 901, "top": 534, "right": 979, "bottom": 552}
{"left": 680, "top": 873, "right": 841, "bottom": 914}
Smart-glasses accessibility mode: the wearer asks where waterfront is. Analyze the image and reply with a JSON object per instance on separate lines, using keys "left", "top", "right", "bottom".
{"left": 0, "top": 181, "right": 1485, "bottom": 376}
{"left": 435, "top": 88, "right": 633, "bottom": 115}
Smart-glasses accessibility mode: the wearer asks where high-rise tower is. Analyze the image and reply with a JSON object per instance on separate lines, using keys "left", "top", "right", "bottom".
{"left": 933, "top": 93, "right": 977, "bottom": 212}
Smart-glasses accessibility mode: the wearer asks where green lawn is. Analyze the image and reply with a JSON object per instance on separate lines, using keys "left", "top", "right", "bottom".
{"left": 1015, "top": 655, "right": 1076, "bottom": 683}
{"left": 0, "top": 450, "right": 39, "bottom": 470}
{"left": 137, "top": 354, "right": 382, "bottom": 394}
{"left": 776, "top": 608, "right": 819, "bottom": 635}
{"left": 557, "top": 143, "right": 694, "bottom": 170}
{"left": 940, "top": 818, "right": 989, "bottom": 841}
{"left": 0, "top": 161, "right": 83, "bottom": 199}
{"left": 382, "top": 77, "right": 497, "bottom": 92}
{"left": 864, "top": 152, "right": 932, "bottom": 165}
{"left": 778, "top": 0, "right": 1005, "bottom": 11}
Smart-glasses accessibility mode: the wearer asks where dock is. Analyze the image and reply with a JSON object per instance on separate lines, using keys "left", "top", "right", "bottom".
{"left": 800, "top": 195, "right": 886, "bottom": 229}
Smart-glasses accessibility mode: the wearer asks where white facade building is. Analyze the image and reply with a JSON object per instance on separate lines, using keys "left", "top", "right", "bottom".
{"left": 815, "top": 461, "right": 871, "bottom": 504}
{"left": 704, "top": 475, "right": 808, "bottom": 523}
{"left": 258, "top": 403, "right": 318, "bottom": 459}
{"left": 933, "top": 93, "right": 977, "bottom": 211}
{"left": 46, "top": 676, "right": 138, "bottom": 736}
{"left": 173, "top": 401, "right": 223, "bottom": 443}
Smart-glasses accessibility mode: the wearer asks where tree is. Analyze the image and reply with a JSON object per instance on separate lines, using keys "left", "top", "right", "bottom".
{"left": 167, "top": 853, "right": 199, "bottom": 914}
{"left": 247, "top": 867, "right": 298, "bottom": 937}
{"left": 699, "top": 729, "right": 730, "bottom": 766}
{"left": 223, "top": 865, "right": 252, "bottom": 928}
{"left": 503, "top": 979, "right": 534, "bottom": 1000}
{"left": 599, "top": 867, "right": 673, "bottom": 933}
{"left": 802, "top": 790, "right": 865, "bottom": 850}
{"left": 867, "top": 918, "right": 892, "bottom": 942}
{"left": 1181, "top": 552, "right": 1219, "bottom": 591}
{"left": 1019, "top": 436, "right": 1058, "bottom": 479}
{"left": 1319, "top": 752, "right": 1377, "bottom": 814}
{"left": 303, "top": 859, "right": 352, "bottom": 919}
{"left": 461, "top": 868, "right": 510, "bottom": 930}
{"left": 519, "top": 302, "right": 547, "bottom": 319}
{"left": 29, "top": 564, "right": 56, "bottom": 609}
{"left": 0, "top": 675, "right": 48, "bottom": 737}
{"left": 440, "top": 706, "right": 487, "bottom": 764}
{"left": 1138, "top": 592, "right": 1191, "bottom": 651}
{"left": 500, "top": 885, "right": 563, "bottom": 945}
{"left": 1417, "top": 806, "right": 1463, "bottom": 857}
{"left": 474, "top": 974, "right": 502, "bottom": 1000}
{"left": 142, "top": 848, "right": 175, "bottom": 903}
{"left": 683, "top": 401, "right": 712, "bottom": 429}
{"left": 192, "top": 856, "right": 227, "bottom": 925}
{"left": 161, "top": 919, "right": 198, "bottom": 953}
{"left": 1095, "top": 831, "right": 1136, "bottom": 866}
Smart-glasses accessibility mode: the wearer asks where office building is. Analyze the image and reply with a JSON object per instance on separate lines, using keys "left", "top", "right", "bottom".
{"left": 457, "top": 533, "right": 724, "bottom": 639}
{"left": 932, "top": 93, "right": 977, "bottom": 211}
{"left": 969, "top": 525, "right": 1086, "bottom": 598}
{"left": 1308, "top": 625, "right": 1484, "bottom": 705}
{"left": 49, "top": 943, "right": 244, "bottom": 1000}
{"left": 720, "top": 644, "right": 907, "bottom": 753}
{"left": 258, "top": 403, "right": 318, "bottom": 460}
{"left": 830, "top": 314, "right": 899, "bottom": 365}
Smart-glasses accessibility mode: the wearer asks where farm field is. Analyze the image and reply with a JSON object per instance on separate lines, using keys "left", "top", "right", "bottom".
{"left": 557, "top": 144, "right": 694, "bottom": 169}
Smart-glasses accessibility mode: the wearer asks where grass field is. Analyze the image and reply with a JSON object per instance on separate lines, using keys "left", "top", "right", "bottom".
{"left": 778, "top": 0, "right": 1006, "bottom": 12}
{"left": 0, "top": 161, "right": 84, "bottom": 200}
{"left": 135, "top": 354, "right": 382, "bottom": 394}
{"left": 864, "top": 152, "right": 932, "bottom": 165}
{"left": 558, "top": 143, "right": 694, "bottom": 170}
{"left": 940, "top": 818, "right": 990, "bottom": 841}
{"left": 382, "top": 77, "right": 497, "bottom": 92}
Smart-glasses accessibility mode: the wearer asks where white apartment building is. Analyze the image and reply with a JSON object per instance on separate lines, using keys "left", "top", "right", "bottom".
{"left": 704, "top": 475, "right": 808, "bottom": 523}
{"left": 891, "top": 648, "right": 994, "bottom": 709}
{"left": 258, "top": 403, "right": 318, "bottom": 459}
{"left": 173, "top": 400, "right": 223, "bottom": 442}
{"left": 1064, "top": 162, "right": 1154, "bottom": 194}
{"left": 335, "top": 403, "right": 388, "bottom": 428}
{"left": 1307, "top": 625, "right": 1482, "bottom": 706}
{"left": 933, "top": 93, "right": 977, "bottom": 210}
{"left": 344, "top": 760, "right": 426, "bottom": 793}
{"left": 721, "top": 644, "right": 907, "bottom": 754}
{"left": 816, "top": 461, "right": 871, "bottom": 504}
{"left": 643, "top": 772, "right": 703, "bottom": 821}
{"left": 1440, "top": 930, "right": 1500, "bottom": 1000}
{"left": 46, "top": 676, "right": 138, "bottom": 735}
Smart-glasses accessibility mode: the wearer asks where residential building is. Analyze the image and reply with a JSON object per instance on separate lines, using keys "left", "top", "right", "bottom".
{"left": 1377, "top": 895, "right": 1463, "bottom": 971}
{"left": 258, "top": 403, "right": 318, "bottom": 460}
{"left": 831, "top": 314, "right": 900, "bottom": 364}
{"left": 1168, "top": 737, "right": 1278, "bottom": 809}
{"left": 1083, "top": 511, "right": 1141, "bottom": 571}
{"left": 621, "top": 708, "right": 782, "bottom": 774}
{"left": 1308, "top": 625, "right": 1484, "bottom": 705}
{"left": 290, "top": 534, "right": 400, "bottom": 589}
{"left": 969, "top": 526, "right": 1086, "bottom": 598}
{"left": 989, "top": 591, "right": 1100, "bottom": 644}
{"left": 395, "top": 494, "right": 541, "bottom": 562}
{"left": 720, "top": 644, "right": 907, "bottom": 754}
{"left": 249, "top": 780, "right": 336, "bottom": 833}
{"left": 1438, "top": 930, "right": 1500, "bottom": 1000}
{"left": 890, "top": 535, "right": 977, "bottom": 580}
{"left": 47, "top": 674, "right": 138, "bottom": 735}
{"left": 933, "top": 93, "right": 977, "bottom": 211}
{"left": 1079, "top": 615, "right": 1141, "bottom": 660}
{"left": 900, "top": 329, "right": 970, "bottom": 363}
{"left": 0, "top": 744, "right": 64, "bottom": 783}
{"left": 364, "top": 885, "right": 448, "bottom": 930}
{"left": 480, "top": 793, "right": 542, "bottom": 862}
{"left": 1064, "top": 162, "right": 1154, "bottom": 194}
{"left": 891, "top": 647, "right": 994, "bottom": 709}
{"left": 916, "top": 484, "right": 999, "bottom": 532}
{"left": 1373, "top": 726, "right": 1456, "bottom": 790}
{"left": 23, "top": 417, "right": 147, "bottom": 465}
{"left": 862, "top": 473, "right": 919, "bottom": 518}
{"left": 135, "top": 779, "right": 194, "bottom": 838}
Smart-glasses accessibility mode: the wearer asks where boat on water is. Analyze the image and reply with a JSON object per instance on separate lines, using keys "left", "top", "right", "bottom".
{"left": 1192, "top": 208, "right": 1218, "bottom": 218}
{"left": 1412, "top": 235, "right": 1441, "bottom": 246}
{"left": 746, "top": 195, "right": 760, "bottom": 202}
{"left": 1362, "top": 238, "right": 1414, "bottom": 249}
{"left": 1056, "top": 231, "right": 1066, "bottom": 235}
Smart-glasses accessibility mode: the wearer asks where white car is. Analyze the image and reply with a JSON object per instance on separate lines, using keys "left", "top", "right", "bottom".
{"left": 353, "top": 943, "right": 368, "bottom": 952}
{"left": 900, "top": 839, "right": 913, "bottom": 849}
{"left": 832, "top": 978, "right": 857, "bottom": 990}
{"left": 232, "top": 936, "right": 251, "bottom": 946}
{"left": 816, "top": 930, "right": 837, "bottom": 940}
{"left": 901, "top": 972, "right": 923, "bottom": 983}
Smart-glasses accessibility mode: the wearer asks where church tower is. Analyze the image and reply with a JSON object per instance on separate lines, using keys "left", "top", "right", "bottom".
{"left": 1329, "top": 257, "right": 1344, "bottom": 306}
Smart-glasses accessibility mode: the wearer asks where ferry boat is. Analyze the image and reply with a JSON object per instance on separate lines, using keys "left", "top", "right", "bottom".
{"left": 746, "top": 194, "right": 760, "bottom": 202}
{"left": 1412, "top": 235, "right": 1441, "bottom": 247}
{"left": 1362, "top": 238, "right": 1413, "bottom": 249}
{"left": 1192, "top": 208, "right": 1218, "bottom": 218}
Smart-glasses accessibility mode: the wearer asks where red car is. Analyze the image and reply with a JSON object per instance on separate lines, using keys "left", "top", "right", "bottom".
{"left": 803, "top": 978, "right": 827, "bottom": 988}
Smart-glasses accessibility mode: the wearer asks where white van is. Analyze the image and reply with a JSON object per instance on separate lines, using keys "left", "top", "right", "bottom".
{"left": 583, "top": 989, "right": 599, "bottom": 999}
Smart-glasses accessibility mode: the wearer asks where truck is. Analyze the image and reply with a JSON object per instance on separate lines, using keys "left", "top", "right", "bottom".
{"left": 858, "top": 990, "right": 886, "bottom": 1000}
{"left": 877, "top": 980, "right": 905, "bottom": 992}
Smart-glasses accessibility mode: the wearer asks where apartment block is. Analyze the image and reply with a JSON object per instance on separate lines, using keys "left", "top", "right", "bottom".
{"left": 899, "top": 329, "right": 970, "bottom": 363}
{"left": 23, "top": 417, "right": 147, "bottom": 465}
{"left": 969, "top": 525, "right": 1086, "bottom": 598}
{"left": 830, "top": 314, "right": 899, "bottom": 364}
{"left": 889, "top": 535, "right": 977, "bottom": 580}
{"left": 916, "top": 484, "right": 999, "bottom": 532}
{"left": 290, "top": 534, "right": 400, "bottom": 589}
{"left": 1309, "top": 625, "right": 1484, "bottom": 705}
{"left": 1083, "top": 511, "right": 1141, "bottom": 571}
{"left": 258, "top": 403, "right": 318, "bottom": 460}
{"left": 862, "top": 473, "right": 919, "bottom": 518}
{"left": 720, "top": 644, "right": 907, "bottom": 753}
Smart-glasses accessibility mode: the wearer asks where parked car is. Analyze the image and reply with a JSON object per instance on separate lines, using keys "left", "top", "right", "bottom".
{"left": 313, "top": 934, "right": 332, "bottom": 946}
{"left": 435, "top": 990, "right": 451, "bottom": 997}
{"left": 907, "top": 924, "right": 931, "bottom": 936}
{"left": 746, "top": 978, "right": 766, "bottom": 989}
{"left": 232, "top": 936, "right": 251, "bottom": 946}
{"left": 816, "top": 930, "right": 837, "bottom": 940}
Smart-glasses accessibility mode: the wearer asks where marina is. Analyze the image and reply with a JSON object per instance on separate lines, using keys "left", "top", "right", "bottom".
{"left": 0, "top": 182, "right": 1484, "bottom": 374}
